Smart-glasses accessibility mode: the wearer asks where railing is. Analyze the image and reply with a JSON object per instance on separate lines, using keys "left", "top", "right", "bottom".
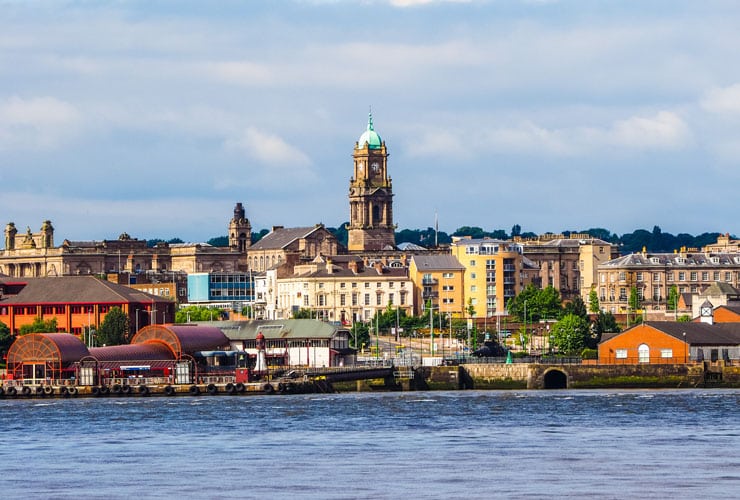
{"left": 462, "top": 356, "right": 583, "bottom": 365}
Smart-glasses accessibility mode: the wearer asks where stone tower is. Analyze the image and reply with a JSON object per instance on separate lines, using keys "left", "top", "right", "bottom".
{"left": 229, "top": 202, "right": 252, "bottom": 253}
{"left": 347, "top": 113, "right": 395, "bottom": 252}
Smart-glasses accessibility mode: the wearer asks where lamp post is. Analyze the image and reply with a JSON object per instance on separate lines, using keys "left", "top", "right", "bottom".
{"left": 682, "top": 331, "right": 687, "bottom": 363}
{"left": 429, "top": 301, "right": 434, "bottom": 357}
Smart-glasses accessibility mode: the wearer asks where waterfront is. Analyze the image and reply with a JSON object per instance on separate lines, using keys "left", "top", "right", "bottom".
{"left": 1, "top": 389, "right": 738, "bottom": 499}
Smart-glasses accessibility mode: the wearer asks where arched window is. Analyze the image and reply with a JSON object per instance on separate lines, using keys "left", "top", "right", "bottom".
{"left": 638, "top": 344, "right": 650, "bottom": 363}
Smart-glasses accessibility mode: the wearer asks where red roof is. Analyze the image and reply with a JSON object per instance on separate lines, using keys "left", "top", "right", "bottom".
{"left": 6, "top": 333, "right": 90, "bottom": 366}
{"left": 89, "top": 342, "right": 175, "bottom": 362}
{"left": 132, "top": 324, "right": 230, "bottom": 356}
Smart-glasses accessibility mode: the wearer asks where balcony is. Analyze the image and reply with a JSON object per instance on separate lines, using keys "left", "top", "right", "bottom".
{"left": 422, "top": 291, "right": 439, "bottom": 299}
{"left": 422, "top": 278, "right": 438, "bottom": 285}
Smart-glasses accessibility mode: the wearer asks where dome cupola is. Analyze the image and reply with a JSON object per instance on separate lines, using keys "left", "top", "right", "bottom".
{"left": 357, "top": 112, "right": 382, "bottom": 149}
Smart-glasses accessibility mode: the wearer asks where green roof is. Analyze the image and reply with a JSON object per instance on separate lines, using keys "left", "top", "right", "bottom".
{"left": 357, "top": 112, "right": 382, "bottom": 149}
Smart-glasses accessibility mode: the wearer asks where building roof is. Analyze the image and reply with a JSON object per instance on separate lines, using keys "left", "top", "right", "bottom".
{"left": 89, "top": 342, "right": 175, "bottom": 362}
{"left": 132, "top": 324, "right": 231, "bottom": 356}
{"left": 700, "top": 282, "right": 740, "bottom": 297}
{"left": 601, "top": 321, "right": 740, "bottom": 346}
{"left": 249, "top": 226, "right": 326, "bottom": 251}
{"left": 410, "top": 254, "right": 464, "bottom": 271}
{"left": 357, "top": 112, "right": 382, "bottom": 149}
{"left": 0, "top": 276, "right": 164, "bottom": 304}
{"left": 600, "top": 252, "right": 740, "bottom": 268}
{"left": 397, "top": 242, "right": 426, "bottom": 251}
{"left": 200, "top": 319, "right": 346, "bottom": 341}
{"left": 6, "top": 333, "right": 90, "bottom": 366}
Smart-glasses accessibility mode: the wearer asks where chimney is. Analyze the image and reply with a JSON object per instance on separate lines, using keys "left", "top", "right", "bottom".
{"left": 326, "top": 257, "right": 333, "bottom": 274}
{"left": 271, "top": 225, "right": 284, "bottom": 232}
{"left": 375, "top": 261, "right": 384, "bottom": 274}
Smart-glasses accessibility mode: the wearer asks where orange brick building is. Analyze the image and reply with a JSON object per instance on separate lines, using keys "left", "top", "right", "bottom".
{"left": 0, "top": 276, "right": 175, "bottom": 338}
{"left": 599, "top": 321, "right": 740, "bottom": 364}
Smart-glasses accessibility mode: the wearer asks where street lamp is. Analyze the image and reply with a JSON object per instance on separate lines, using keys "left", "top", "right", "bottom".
{"left": 682, "top": 331, "right": 687, "bottom": 363}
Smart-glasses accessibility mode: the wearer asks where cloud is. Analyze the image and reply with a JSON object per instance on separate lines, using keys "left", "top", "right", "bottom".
{"left": 405, "top": 110, "right": 691, "bottom": 160}
{"left": 609, "top": 111, "right": 692, "bottom": 150}
{"left": 226, "top": 127, "right": 311, "bottom": 166}
{"left": 700, "top": 84, "right": 740, "bottom": 114}
{"left": 0, "top": 96, "right": 81, "bottom": 150}
{"left": 389, "top": 0, "right": 472, "bottom": 6}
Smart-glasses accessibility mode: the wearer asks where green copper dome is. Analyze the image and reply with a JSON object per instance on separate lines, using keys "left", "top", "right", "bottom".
{"left": 357, "top": 112, "right": 382, "bottom": 149}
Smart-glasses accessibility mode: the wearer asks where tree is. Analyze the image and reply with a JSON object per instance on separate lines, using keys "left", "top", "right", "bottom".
{"left": 667, "top": 285, "right": 679, "bottom": 314}
{"left": 19, "top": 317, "right": 58, "bottom": 334}
{"left": 291, "top": 308, "right": 314, "bottom": 319}
{"left": 590, "top": 311, "right": 620, "bottom": 348}
{"left": 511, "top": 224, "right": 521, "bottom": 237}
{"left": 0, "top": 321, "right": 12, "bottom": 358}
{"left": 507, "top": 284, "right": 562, "bottom": 323}
{"left": 207, "top": 236, "right": 229, "bottom": 247}
{"left": 563, "top": 296, "right": 588, "bottom": 320}
{"left": 550, "top": 314, "right": 590, "bottom": 354}
{"left": 588, "top": 289, "right": 600, "bottom": 313}
{"left": 96, "top": 306, "right": 129, "bottom": 346}
{"left": 175, "top": 305, "right": 227, "bottom": 323}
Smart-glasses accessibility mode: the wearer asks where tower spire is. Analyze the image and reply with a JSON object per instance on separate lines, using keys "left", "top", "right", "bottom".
{"left": 368, "top": 106, "right": 374, "bottom": 131}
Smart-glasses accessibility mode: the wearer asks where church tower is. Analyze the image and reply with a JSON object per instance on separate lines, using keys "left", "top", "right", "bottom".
{"left": 229, "top": 202, "right": 252, "bottom": 253}
{"left": 347, "top": 113, "right": 396, "bottom": 252}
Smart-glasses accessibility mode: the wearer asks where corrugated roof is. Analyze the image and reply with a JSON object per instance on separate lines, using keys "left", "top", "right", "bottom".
{"left": 132, "top": 324, "right": 230, "bottom": 355}
{"left": 6, "top": 333, "right": 90, "bottom": 365}
{"left": 89, "top": 342, "right": 175, "bottom": 361}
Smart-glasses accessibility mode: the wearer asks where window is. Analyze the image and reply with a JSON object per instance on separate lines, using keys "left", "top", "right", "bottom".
{"left": 442, "top": 272, "right": 453, "bottom": 278}
{"left": 389, "top": 293, "right": 394, "bottom": 304}
{"left": 713, "top": 271, "right": 720, "bottom": 281}
{"left": 352, "top": 293, "right": 358, "bottom": 306}
{"left": 442, "top": 298, "right": 454, "bottom": 304}
{"left": 442, "top": 285, "right": 454, "bottom": 291}
{"left": 486, "top": 260, "right": 495, "bottom": 270}
{"left": 303, "top": 295, "right": 309, "bottom": 306}
{"left": 376, "top": 294, "right": 382, "bottom": 306}
{"left": 636, "top": 272, "right": 643, "bottom": 282}
{"left": 470, "top": 285, "right": 477, "bottom": 292}
{"left": 678, "top": 272, "right": 686, "bottom": 281}
{"left": 726, "top": 272, "right": 732, "bottom": 282}
{"left": 619, "top": 272, "right": 626, "bottom": 281}
{"left": 400, "top": 293, "right": 406, "bottom": 305}
{"left": 470, "top": 273, "right": 476, "bottom": 280}
{"left": 690, "top": 272, "right": 697, "bottom": 281}
{"left": 352, "top": 282, "right": 357, "bottom": 288}
{"left": 667, "top": 272, "right": 674, "bottom": 282}
{"left": 701, "top": 272, "right": 708, "bottom": 281}
{"left": 619, "top": 288, "right": 627, "bottom": 301}
{"left": 660, "top": 349, "right": 673, "bottom": 358}
{"left": 653, "top": 273, "right": 660, "bottom": 282}
{"left": 365, "top": 283, "right": 370, "bottom": 288}
{"left": 340, "top": 294, "right": 346, "bottom": 306}
{"left": 469, "top": 260, "right": 476, "bottom": 266}
{"left": 616, "top": 349, "right": 628, "bottom": 359}
{"left": 318, "top": 282, "right": 324, "bottom": 289}
{"left": 377, "top": 282, "right": 382, "bottom": 288}
{"left": 389, "top": 282, "right": 394, "bottom": 288}
{"left": 364, "top": 294, "right": 370, "bottom": 306}
{"left": 340, "top": 282, "right": 346, "bottom": 289}
{"left": 638, "top": 344, "right": 650, "bottom": 363}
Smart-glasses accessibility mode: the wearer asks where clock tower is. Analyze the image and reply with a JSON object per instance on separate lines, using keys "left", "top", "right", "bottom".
{"left": 347, "top": 113, "right": 396, "bottom": 252}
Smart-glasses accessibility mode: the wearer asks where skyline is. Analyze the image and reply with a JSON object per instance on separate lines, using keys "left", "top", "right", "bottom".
{"left": 2, "top": 1, "right": 740, "bottom": 242}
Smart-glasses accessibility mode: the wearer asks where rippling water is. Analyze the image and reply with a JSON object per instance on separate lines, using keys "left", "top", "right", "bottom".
{"left": 1, "top": 389, "right": 738, "bottom": 499}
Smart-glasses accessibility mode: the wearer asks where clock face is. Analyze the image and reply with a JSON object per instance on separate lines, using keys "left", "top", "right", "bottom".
{"left": 357, "top": 161, "right": 364, "bottom": 173}
{"left": 371, "top": 162, "right": 380, "bottom": 173}
{"left": 702, "top": 307, "right": 712, "bottom": 315}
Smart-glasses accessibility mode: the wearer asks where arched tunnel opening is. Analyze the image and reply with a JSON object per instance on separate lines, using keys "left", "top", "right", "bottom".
{"left": 543, "top": 369, "right": 568, "bottom": 389}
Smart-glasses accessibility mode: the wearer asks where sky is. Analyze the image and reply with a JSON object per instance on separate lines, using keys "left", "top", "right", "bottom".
{"left": 2, "top": 0, "right": 740, "bottom": 243}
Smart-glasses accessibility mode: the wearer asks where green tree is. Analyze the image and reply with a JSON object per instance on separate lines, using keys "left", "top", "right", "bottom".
{"left": 291, "top": 308, "right": 314, "bottom": 319}
{"left": 563, "top": 296, "right": 588, "bottom": 320}
{"left": 0, "top": 321, "right": 13, "bottom": 359}
{"left": 550, "top": 314, "right": 590, "bottom": 354}
{"left": 96, "top": 307, "right": 129, "bottom": 346}
{"left": 507, "top": 284, "right": 562, "bottom": 323}
{"left": 667, "top": 285, "right": 679, "bottom": 313}
{"left": 588, "top": 289, "right": 600, "bottom": 313}
{"left": 19, "top": 317, "right": 58, "bottom": 334}
{"left": 175, "top": 305, "right": 226, "bottom": 323}
{"left": 590, "top": 311, "right": 620, "bottom": 348}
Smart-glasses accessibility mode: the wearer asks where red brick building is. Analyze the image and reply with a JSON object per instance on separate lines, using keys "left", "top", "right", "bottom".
{"left": 0, "top": 275, "right": 175, "bottom": 338}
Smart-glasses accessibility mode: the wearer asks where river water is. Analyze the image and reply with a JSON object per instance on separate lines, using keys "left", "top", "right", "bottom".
{"left": 1, "top": 389, "right": 738, "bottom": 499}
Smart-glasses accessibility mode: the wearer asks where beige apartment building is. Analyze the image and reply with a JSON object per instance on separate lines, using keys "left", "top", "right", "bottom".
{"left": 597, "top": 248, "right": 740, "bottom": 317}
{"left": 270, "top": 256, "right": 413, "bottom": 324}
{"left": 450, "top": 237, "right": 538, "bottom": 320}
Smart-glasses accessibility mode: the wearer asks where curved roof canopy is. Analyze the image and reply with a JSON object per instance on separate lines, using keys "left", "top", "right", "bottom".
{"left": 6, "top": 333, "right": 89, "bottom": 367}
{"left": 132, "top": 324, "right": 230, "bottom": 357}
{"left": 89, "top": 342, "right": 175, "bottom": 362}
